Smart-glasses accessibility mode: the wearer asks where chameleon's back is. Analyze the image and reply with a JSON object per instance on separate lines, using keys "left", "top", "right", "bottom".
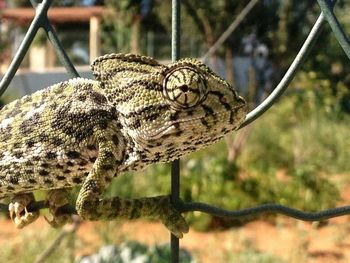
{"left": 0, "top": 79, "right": 103, "bottom": 198}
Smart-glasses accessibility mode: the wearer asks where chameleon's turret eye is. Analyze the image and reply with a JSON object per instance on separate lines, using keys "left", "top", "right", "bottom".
{"left": 163, "top": 67, "right": 207, "bottom": 109}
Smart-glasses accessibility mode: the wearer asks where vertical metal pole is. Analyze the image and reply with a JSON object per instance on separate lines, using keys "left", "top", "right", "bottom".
{"left": 171, "top": 1, "right": 180, "bottom": 262}
{"left": 172, "top": 0, "right": 181, "bottom": 61}
{"left": 170, "top": 159, "right": 180, "bottom": 263}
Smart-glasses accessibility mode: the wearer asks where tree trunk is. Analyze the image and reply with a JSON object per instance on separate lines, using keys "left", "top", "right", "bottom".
{"left": 224, "top": 47, "right": 252, "bottom": 163}
{"left": 224, "top": 46, "right": 234, "bottom": 85}
{"left": 201, "top": 15, "right": 219, "bottom": 72}
{"left": 130, "top": 15, "right": 142, "bottom": 54}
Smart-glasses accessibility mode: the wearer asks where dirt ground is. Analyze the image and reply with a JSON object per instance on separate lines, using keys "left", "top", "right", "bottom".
{"left": 2, "top": 185, "right": 350, "bottom": 262}
{"left": 3, "top": 216, "right": 350, "bottom": 263}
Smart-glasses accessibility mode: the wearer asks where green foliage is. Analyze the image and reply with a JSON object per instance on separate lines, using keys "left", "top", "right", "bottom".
{"left": 243, "top": 72, "right": 350, "bottom": 176}
{"left": 7, "top": 0, "right": 31, "bottom": 7}
{"left": 102, "top": 0, "right": 167, "bottom": 55}
{"left": 32, "top": 29, "right": 48, "bottom": 47}
{"left": 0, "top": 36, "right": 8, "bottom": 55}
{"left": 0, "top": 23, "right": 10, "bottom": 61}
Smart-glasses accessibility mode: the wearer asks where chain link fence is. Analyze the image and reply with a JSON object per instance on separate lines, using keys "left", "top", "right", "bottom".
{"left": 0, "top": 0, "right": 349, "bottom": 262}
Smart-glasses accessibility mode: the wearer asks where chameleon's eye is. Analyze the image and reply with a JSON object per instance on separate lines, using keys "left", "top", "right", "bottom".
{"left": 163, "top": 67, "right": 207, "bottom": 109}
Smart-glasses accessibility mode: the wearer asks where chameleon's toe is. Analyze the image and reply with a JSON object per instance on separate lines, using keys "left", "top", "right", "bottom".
{"left": 45, "top": 189, "right": 72, "bottom": 228}
{"left": 158, "top": 196, "right": 189, "bottom": 238}
{"left": 8, "top": 193, "right": 39, "bottom": 228}
{"left": 161, "top": 212, "right": 189, "bottom": 238}
{"left": 44, "top": 214, "right": 72, "bottom": 228}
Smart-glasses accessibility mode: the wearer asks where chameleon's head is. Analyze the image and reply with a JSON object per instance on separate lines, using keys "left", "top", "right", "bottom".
{"left": 92, "top": 54, "right": 247, "bottom": 163}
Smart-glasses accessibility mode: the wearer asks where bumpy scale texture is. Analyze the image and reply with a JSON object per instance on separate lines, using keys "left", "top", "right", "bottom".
{"left": 0, "top": 53, "right": 247, "bottom": 237}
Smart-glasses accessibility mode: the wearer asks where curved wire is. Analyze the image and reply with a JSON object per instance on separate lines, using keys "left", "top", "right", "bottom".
{"left": 317, "top": 0, "right": 350, "bottom": 59}
{"left": 179, "top": 201, "right": 350, "bottom": 221}
{"left": 239, "top": 12, "right": 327, "bottom": 128}
{"left": 239, "top": 1, "right": 343, "bottom": 128}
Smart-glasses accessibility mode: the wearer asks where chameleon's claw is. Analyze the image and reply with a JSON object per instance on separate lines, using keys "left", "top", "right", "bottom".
{"left": 45, "top": 189, "right": 72, "bottom": 228}
{"left": 44, "top": 214, "right": 72, "bottom": 228}
{"left": 8, "top": 193, "right": 39, "bottom": 228}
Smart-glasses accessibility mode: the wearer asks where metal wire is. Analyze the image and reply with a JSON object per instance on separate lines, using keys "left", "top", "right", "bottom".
{"left": 43, "top": 19, "right": 79, "bottom": 77}
{"left": 0, "top": 1, "right": 49, "bottom": 96}
{"left": 0, "top": 0, "right": 350, "bottom": 262}
{"left": 240, "top": 11, "right": 327, "bottom": 128}
{"left": 317, "top": 0, "right": 350, "bottom": 60}
{"left": 0, "top": 0, "right": 79, "bottom": 97}
{"left": 170, "top": 0, "right": 181, "bottom": 261}
{"left": 178, "top": 202, "right": 350, "bottom": 222}
{"left": 240, "top": 0, "right": 338, "bottom": 128}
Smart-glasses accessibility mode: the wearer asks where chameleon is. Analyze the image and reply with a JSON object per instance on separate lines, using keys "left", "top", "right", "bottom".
{"left": 0, "top": 53, "right": 247, "bottom": 238}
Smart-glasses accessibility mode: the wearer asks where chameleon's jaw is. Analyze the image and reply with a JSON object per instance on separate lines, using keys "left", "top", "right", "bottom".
{"left": 134, "top": 100, "right": 246, "bottom": 146}
{"left": 131, "top": 105, "right": 247, "bottom": 163}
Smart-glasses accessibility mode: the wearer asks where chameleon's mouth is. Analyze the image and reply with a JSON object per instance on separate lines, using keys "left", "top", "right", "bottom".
{"left": 139, "top": 102, "right": 246, "bottom": 141}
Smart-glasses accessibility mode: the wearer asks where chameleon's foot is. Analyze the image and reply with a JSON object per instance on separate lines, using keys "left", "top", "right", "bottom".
{"left": 45, "top": 189, "right": 72, "bottom": 228}
{"left": 9, "top": 193, "right": 39, "bottom": 228}
{"left": 157, "top": 196, "right": 189, "bottom": 238}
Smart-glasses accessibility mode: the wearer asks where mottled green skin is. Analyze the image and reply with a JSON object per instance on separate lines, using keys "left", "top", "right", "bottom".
{"left": 0, "top": 53, "right": 247, "bottom": 237}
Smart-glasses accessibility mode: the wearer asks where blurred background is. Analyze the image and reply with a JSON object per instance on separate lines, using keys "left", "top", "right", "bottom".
{"left": 0, "top": 0, "right": 350, "bottom": 262}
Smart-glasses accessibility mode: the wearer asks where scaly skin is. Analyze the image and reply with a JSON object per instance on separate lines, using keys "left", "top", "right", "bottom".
{"left": 0, "top": 53, "right": 247, "bottom": 237}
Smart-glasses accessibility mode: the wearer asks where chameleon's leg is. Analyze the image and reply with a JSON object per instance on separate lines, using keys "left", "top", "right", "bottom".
{"left": 76, "top": 140, "right": 189, "bottom": 238}
{"left": 8, "top": 193, "right": 40, "bottom": 228}
{"left": 45, "top": 189, "right": 72, "bottom": 227}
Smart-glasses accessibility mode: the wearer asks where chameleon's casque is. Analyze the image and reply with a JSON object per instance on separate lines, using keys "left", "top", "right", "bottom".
{"left": 0, "top": 53, "right": 247, "bottom": 237}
